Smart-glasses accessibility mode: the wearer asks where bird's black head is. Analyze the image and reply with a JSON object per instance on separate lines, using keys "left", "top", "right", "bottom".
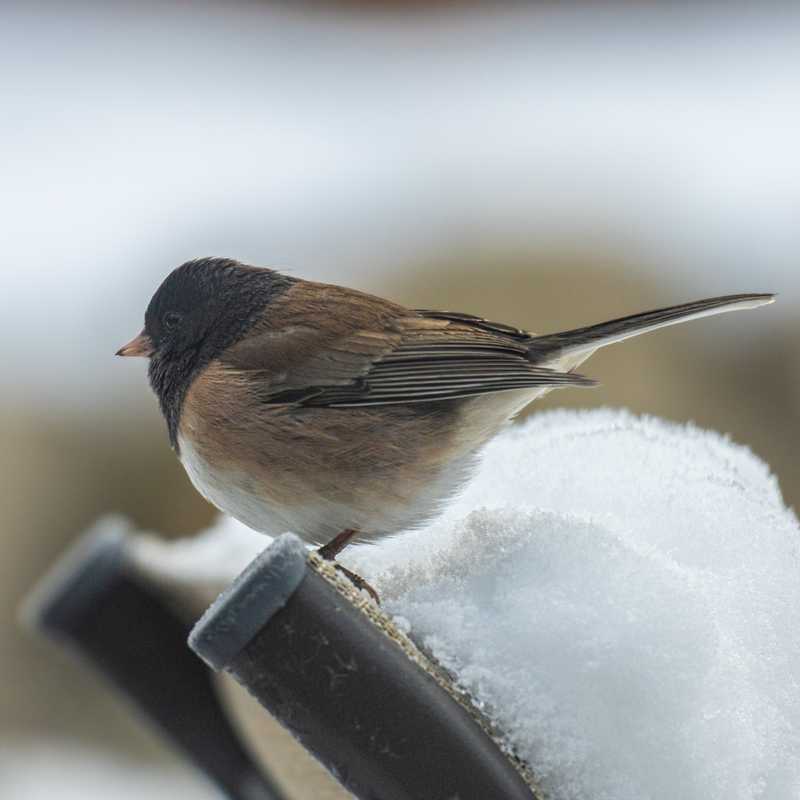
{"left": 117, "top": 257, "right": 294, "bottom": 448}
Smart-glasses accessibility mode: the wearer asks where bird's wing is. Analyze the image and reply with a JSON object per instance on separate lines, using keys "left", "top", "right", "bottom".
{"left": 221, "top": 305, "right": 594, "bottom": 407}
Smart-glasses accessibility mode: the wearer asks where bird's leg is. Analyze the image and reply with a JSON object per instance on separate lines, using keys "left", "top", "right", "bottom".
{"left": 317, "top": 529, "right": 380, "bottom": 604}
{"left": 317, "top": 528, "right": 358, "bottom": 560}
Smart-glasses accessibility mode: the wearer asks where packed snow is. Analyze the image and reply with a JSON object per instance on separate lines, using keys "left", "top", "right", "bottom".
{"left": 133, "top": 409, "right": 800, "bottom": 800}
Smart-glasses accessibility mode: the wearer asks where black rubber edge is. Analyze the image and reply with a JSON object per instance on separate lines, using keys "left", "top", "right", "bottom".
{"left": 188, "top": 534, "right": 537, "bottom": 800}
{"left": 20, "top": 520, "right": 287, "bottom": 800}
{"left": 20, "top": 518, "right": 130, "bottom": 638}
{"left": 188, "top": 533, "right": 307, "bottom": 671}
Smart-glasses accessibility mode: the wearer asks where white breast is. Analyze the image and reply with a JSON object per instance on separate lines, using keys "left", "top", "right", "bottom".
{"left": 178, "top": 434, "right": 291, "bottom": 537}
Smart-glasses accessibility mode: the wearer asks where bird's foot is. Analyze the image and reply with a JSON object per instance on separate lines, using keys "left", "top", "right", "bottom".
{"left": 330, "top": 561, "right": 381, "bottom": 604}
{"left": 317, "top": 528, "right": 380, "bottom": 604}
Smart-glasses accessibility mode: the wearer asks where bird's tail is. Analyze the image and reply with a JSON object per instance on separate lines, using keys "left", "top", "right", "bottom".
{"left": 528, "top": 293, "right": 774, "bottom": 371}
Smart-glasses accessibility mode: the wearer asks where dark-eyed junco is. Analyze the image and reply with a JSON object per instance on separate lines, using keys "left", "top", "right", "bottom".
{"left": 118, "top": 257, "right": 773, "bottom": 598}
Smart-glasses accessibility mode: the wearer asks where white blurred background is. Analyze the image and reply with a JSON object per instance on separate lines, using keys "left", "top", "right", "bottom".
{"left": 2, "top": 1, "right": 798, "bottom": 797}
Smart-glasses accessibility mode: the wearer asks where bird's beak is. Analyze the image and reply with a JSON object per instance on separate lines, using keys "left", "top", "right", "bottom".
{"left": 116, "top": 331, "right": 154, "bottom": 358}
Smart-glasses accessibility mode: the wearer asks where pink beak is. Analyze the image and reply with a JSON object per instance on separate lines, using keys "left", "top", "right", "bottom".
{"left": 116, "top": 331, "right": 154, "bottom": 358}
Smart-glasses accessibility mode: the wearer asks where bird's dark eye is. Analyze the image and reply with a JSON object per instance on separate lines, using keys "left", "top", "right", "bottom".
{"left": 162, "top": 311, "right": 183, "bottom": 331}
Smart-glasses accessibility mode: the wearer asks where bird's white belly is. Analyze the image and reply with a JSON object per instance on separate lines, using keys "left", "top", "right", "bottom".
{"left": 177, "top": 433, "right": 472, "bottom": 545}
{"left": 178, "top": 434, "right": 292, "bottom": 536}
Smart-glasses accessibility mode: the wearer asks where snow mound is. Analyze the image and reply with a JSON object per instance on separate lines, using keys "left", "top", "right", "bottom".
{"left": 344, "top": 409, "right": 800, "bottom": 800}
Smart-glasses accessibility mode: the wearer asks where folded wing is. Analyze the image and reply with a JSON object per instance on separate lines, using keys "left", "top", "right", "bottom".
{"left": 223, "top": 312, "right": 594, "bottom": 407}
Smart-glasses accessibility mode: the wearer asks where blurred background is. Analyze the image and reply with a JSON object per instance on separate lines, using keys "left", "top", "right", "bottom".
{"left": 2, "top": 1, "right": 799, "bottom": 797}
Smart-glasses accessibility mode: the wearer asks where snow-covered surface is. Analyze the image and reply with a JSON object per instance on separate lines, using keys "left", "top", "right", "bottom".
{"left": 0, "top": 741, "right": 216, "bottom": 800}
{"left": 351, "top": 410, "right": 800, "bottom": 800}
{"left": 132, "top": 515, "right": 266, "bottom": 590}
{"left": 128, "top": 515, "right": 267, "bottom": 618}
{"left": 134, "top": 409, "right": 800, "bottom": 800}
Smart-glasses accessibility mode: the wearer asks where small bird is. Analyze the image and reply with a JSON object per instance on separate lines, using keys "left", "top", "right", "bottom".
{"left": 117, "top": 258, "right": 773, "bottom": 598}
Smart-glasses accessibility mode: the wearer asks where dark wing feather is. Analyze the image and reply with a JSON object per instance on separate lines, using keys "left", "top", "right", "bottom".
{"left": 302, "top": 362, "right": 594, "bottom": 406}
{"left": 296, "top": 316, "right": 592, "bottom": 406}
{"left": 223, "top": 303, "right": 594, "bottom": 407}
{"left": 413, "top": 309, "right": 533, "bottom": 340}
